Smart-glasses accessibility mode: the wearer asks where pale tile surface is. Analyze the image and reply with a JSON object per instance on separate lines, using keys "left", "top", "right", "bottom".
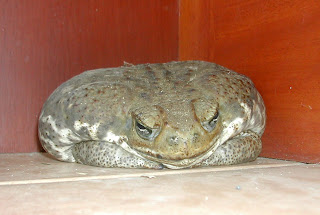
{"left": 0, "top": 153, "right": 152, "bottom": 183}
{"left": 0, "top": 153, "right": 301, "bottom": 184}
{"left": 0, "top": 153, "right": 319, "bottom": 215}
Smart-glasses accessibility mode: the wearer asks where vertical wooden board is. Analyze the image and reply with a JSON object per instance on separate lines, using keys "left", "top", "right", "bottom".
{"left": 179, "top": 0, "right": 215, "bottom": 60}
{"left": 179, "top": 0, "right": 320, "bottom": 163}
{"left": 0, "top": 0, "right": 178, "bottom": 153}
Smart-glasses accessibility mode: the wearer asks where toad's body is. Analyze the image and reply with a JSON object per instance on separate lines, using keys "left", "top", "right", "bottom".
{"left": 39, "top": 61, "right": 266, "bottom": 169}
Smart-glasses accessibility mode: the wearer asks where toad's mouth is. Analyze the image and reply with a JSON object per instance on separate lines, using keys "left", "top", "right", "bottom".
{"left": 132, "top": 139, "right": 222, "bottom": 169}
{"left": 136, "top": 149, "right": 212, "bottom": 169}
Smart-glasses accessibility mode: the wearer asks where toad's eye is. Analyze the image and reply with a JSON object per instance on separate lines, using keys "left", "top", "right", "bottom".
{"left": 201, "top": 111, "right": 219, "bottom": 132}
{"left": 135, "top": 120, "right": 160, "bottom": 140}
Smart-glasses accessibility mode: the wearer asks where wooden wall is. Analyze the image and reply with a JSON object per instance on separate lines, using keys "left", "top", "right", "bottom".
{"left": 0, "top": 0, "right": 178, "bottom": 153}
{"left": 180, "top": 0, "right": 320, "bottom": 163}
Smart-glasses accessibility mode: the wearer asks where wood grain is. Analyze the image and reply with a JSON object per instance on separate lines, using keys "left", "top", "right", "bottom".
{"left": 180, "top": 0, "right": 320, "bottom": 163}
{"left": 0, "top": 0, "right": 178, "bottom": 153}
{"left": 179, "top": 0, "right": 215, "bottom": 60}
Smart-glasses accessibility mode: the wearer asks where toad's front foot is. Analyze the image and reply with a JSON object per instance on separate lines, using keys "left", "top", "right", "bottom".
{"left": 200, "top": 131, "right": 262, "bottom": 166}
{"left": 72, "top": 140, "right": 164, "bottom": 169}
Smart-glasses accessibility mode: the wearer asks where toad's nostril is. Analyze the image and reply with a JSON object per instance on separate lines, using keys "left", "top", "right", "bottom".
{"left": 169, "top": 136, "right": 179, "bottom": 143}
{"left": 192, "top": 133, "right": 200, "bottom": 142}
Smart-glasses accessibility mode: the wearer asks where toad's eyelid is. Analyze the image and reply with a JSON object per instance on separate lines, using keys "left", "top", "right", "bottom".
{"left": 136, "top": 121, "right": 152, "bottom": 132}
{"left": 201, "top": 111, "right": 219, "bottom": 132}
{"left": 135, "top": 120, "right": 160, "bottom": 140}
{"left": 209, "top": 111, "right": 219, "bottom": 123}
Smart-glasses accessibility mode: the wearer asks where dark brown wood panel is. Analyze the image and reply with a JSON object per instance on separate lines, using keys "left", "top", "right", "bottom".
{"left": 0, "top": 0, "right": 178, "bottom": 153}
{"left": 180, "top": 0, "right": 320, "bottom": 163}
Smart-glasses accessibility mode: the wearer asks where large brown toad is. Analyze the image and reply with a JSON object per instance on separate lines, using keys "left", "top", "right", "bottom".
{"left": 38, "top": 61, "right": 266, "bottom": 169}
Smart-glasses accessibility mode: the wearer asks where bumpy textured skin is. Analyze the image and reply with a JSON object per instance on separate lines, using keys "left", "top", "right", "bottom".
{"left": 38, "top": 61, "right": 266, "bottom": 169}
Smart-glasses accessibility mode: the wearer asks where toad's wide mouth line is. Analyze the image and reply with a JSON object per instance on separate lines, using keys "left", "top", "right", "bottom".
{"left": 121, "top": 131, "right": 227, "bottom": 168}
{"left": 138, "top": 150, "right": 202, "bottom": 162}
{"left": 134, "top": 146, "right": 215, "bottom": 168}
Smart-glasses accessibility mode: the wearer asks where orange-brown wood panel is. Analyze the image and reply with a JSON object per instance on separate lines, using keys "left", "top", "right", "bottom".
{"left": 180, "top": 0, "right": 320, "bottom": 163}
{"left": 179, "top": 0, "right": 215, "bottom": 60}
{"left": 0, "top": 0, "right": 178, "bottom": 153}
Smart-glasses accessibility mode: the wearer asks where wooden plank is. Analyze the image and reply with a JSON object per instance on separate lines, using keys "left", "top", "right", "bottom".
{"left": 179, "top": 0, "right": 320, "bottom": 163}
{"left": 0, "top": 0, "right": 178, "bottom": 153}
{"left": 179, "top": 0, "right": 215, "bottom": 60}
